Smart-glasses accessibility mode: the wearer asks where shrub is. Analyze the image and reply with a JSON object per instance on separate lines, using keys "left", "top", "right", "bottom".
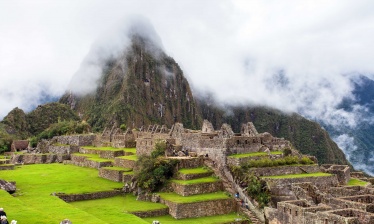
{"left": 246, "top": 173, "right": 270, "bottom": 208}
{"left": 300, "top": 156, "right": 314, "bottom": 165}
{"left": 151, "top": 140, "right": 166, "bottom": 158}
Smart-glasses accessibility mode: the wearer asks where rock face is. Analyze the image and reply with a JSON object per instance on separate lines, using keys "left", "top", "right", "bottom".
{"left": 60, "top": 34, "right": 201, "bottom": 131}
{"left": 0, "top": 179, "right": 16, "bottom": 194}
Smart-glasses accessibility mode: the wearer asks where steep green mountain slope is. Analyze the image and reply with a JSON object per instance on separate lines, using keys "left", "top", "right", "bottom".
{"left": 60, "top": 35, "right": 201, "bottom": 131}
{"left": 0, "top": 103, "right": 81, "bottom": 149}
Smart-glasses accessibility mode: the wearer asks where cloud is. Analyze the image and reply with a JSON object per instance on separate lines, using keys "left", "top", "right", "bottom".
{"left": 1, "top": 1, "right": 374, "bottom": 173}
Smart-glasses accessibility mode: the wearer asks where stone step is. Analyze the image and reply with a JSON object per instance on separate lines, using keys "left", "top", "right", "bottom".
{"left": 171, "top": 177, "right": 223, "bottom": 196}
{"left": 176, "top": 167, "right": 214, "bottom": 180}
{"left": 98, "top": 167, "right": 132, "bottom": 182}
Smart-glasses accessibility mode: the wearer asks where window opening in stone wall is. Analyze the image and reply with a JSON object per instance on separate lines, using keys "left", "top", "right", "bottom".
{"left": 237, "top": 140, "right": 240, "bottom": 144}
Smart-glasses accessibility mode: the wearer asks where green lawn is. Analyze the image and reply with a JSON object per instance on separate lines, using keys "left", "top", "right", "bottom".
{"left": 263, "top": 172, "right": 331, "bottom": 179}
{"left": 158, "top": 191, "right": 230, "bottom": 203}
{"left": 178, "top": 167, "right": 211, "bottom": 174}
{"left": 70, "top": 195, "right": 166, "bottom": 224}
{"left": 347, "top": 178, "right": 368, "bottom": 186}
{"left": 172, "top": 176, "right": 219, "bottom": 185}
{"left": 0, "top": 164, "right": 124, "bottom": 224}
{"left": 124, "top": 148, "right": 136, "bottom": 154}
{"left": 143, "top": 213, "right": 248, "bottom": 224}
{"left": 228, "top": 151, "right": 283, "bottom": 158}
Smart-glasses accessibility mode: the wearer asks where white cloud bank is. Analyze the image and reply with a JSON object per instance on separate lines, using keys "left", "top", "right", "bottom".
{"left": 1, "top": 1, "right": 374, "bottom": 171}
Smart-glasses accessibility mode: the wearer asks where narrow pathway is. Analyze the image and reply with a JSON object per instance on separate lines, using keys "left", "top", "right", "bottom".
{"left": 204, "top": 159, "right": 265, "bottom": 224}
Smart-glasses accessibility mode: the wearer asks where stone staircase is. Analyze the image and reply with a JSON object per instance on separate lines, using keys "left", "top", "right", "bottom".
{"left": 0, "top": 157, "right": 14, "bottom": 170}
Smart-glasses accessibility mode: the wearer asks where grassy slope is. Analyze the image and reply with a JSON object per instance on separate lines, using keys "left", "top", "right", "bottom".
{"left": 347, "top": 178, "right": 368, "bottom": 186}
{"left": 70, "top": 195, "right": 166, "bottom": 224}
{"left": 143, "top": 213, "right": 247, "bottom": 224}
{"left": 0, "top": 164, "right": 127, "bottom": 224}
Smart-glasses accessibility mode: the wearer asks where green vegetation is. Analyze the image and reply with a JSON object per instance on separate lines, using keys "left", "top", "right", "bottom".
{"left": 30, "top": 120, "right": 90, "bottom": 147}
{"left": 0, "top": 164, "right": 123, "bottom": 223}
{"left": 143, "top": 213, "right": 249, "bottom": 224}
{"left": 264, "top": 172, "right": 331, "bottom": 179}
{"left": 158, "top": 191, "right": 230, "bottom": 203}
{"left": 347, "top": 178, "right": 368, "bottom": 186}
{"left": 171, "top": 176, "right": 219, "bottom": 185}
{"left": 119, "top": 155, "right": 138, "bottom": 161}
{"left": 134, "top": 141, "right": 178, "bottom": 192}
{"left": 178, "top": 167, "right": 211, "bottom": 174}
{"left": 246, "top": 173, "right": 270, "bottom": 208}
{"left": 124, "top": 147, "right": 136, "bottom": 154}
{"left": 228, "top": 151, "right": 283, "bottom": 158}
{"left": 242, "top": 156, "right": 314, "bottom": 168}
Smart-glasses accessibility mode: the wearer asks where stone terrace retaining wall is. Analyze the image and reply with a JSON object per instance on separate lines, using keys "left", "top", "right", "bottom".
{"left": 0, "top": 165, "right": 15, "bottom": 170}
{"left": 56, "top": 189, "right": 122, "bottom": 202}
{"left": 99, "top": 168, "right": 125, "bottom": 182}
{"left": 130, "top": 208, "right": 169, "bottom": 218}
{"left": 99, "top": 150, "right": 124, "bottom": 159}
{"left": 248, "top": 165, "right": 321, "bottom": 177}
{"left": 177, "top": 171, "right": 213, "bottom": 180}
{"left": 114, "top": 157, "right": 136, "bottom": 169}
{"left": 48, "top": 145, "right": 79, "bottom": 155}
{"left": 69, "top": 154, "right": 112, "bottom": 169}
{"left": 175, "top": 157, "right": 204, "bottom": 169}
{"left": 54, "top": 135, "right": 96, "bottom": 146}
{"left": 161, "top": 198, "right": 237, "bottom": 219}
{"left": 11, "top": 154, "right": 69, "bottom": 164}
{"left": 171, "top": 181, "right": 223, "bottom": 196}
{"left": 123, "top": 173, "right": 134, "bottom": 183}
{"left": 264, "top": 175, "right": 339, "bottom": 192}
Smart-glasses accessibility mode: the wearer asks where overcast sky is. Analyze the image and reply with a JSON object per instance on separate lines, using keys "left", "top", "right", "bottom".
{"left": 1, "top": 0, "right": 374, "bottom": 125}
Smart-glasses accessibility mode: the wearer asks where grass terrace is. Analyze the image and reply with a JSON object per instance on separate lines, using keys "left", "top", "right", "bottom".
{"left": 117, "top": 155, "right": 138, "bottom": 161}
{"left": 123, "top": 147, "right": 136, "bottom": 154}
{"left": 0, "top": 164, "right": 123, "bottom": 223}
{"left": 102, "top": 166, "right": 132, "bottom": 172}
{"left": 70, "top": 195, "right": 167, "bottom": 224}
{"left": 81, "top": 146, "right": 125, "bottom": 151}
{"left": 263, "top": 172, "right": 332, "bottom": 179}
{"left": 171, "top": 176, "right": 219, "bottom": 185}
{"left": 143, "top": 213, "right": 248, "bottom": 224}
{"left": 73, "top": 153, "right": 113, "bottom": 162}
{"left": 229, "top": 151, "right": 283, "bottom": 158}
{"left": 178, "top": 167, "right": 211, "bottom": 174}
{"left": 347, "top": 178, "right": 368, "bottom": 186}
{"left": 158, "top": 191, "right": 230, "bottom": 203}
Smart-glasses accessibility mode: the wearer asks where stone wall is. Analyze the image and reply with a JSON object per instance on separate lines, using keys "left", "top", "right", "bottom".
{"left": 114, "top": 157, "right": 136, "bottom": 169}
{"left": 0, "top": 165, "right": 14, "bottom": 170}
{"left": 176, "top": 170, "right": 213, "bottom": 180}
{"left": 328, "top": 195, "right": 374, "bottom": 213}
{"left": 99, "top": 150, "right": 124, "bottom": 159}
{"left": 98, "top": 168, "right": 125, "bottom": 182}
{"left": 54, "top": 135, "right": 96, "bottom": 146}
{"left": 11, "top": 154, "right": 69, "bottom": 164}
{"left": 130, "top": 208, "right": 169, "bottom": 218}
{"left": 248, "top": 165, "right": 321, "bottom": 177}
{"left": 171, "top": 181, "right": 223, "bottom": 196}
{"left": 69, "top": 154, "right": 112, "bottom": 169}
{"left": 56, "top": 189, "right": 122, "bottom": 202}
{"left": 48, "top": 145, "right": 79, "bottom": 155}
{"left": 321, "top": 164, "right": 350, "bottom": 185}
{"left": 175, "top": 157, "right": 204, "bottom": 169}
{"left": 161, "top": 198, "right": 237, "bottom": 219}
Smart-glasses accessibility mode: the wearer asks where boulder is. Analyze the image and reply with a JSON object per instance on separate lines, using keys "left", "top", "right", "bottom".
{"left": 0, "top": 179, "right": 16, "bottom": 194}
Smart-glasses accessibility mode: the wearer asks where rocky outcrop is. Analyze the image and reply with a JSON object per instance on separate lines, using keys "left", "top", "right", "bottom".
{"left": 0, "top": 179, "right": 16, "bottom": 194}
